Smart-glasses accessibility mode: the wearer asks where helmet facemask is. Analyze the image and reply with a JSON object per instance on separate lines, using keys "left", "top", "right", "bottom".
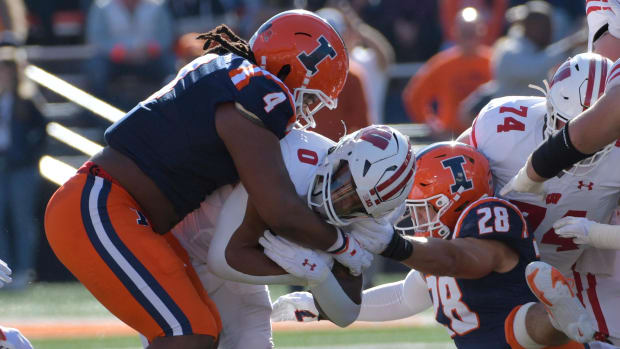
{"left": 397, "top": 194, "right": 452, "bottom": 239}
{"left": 308, "top": 158, "right": 367, "bottom": 226}
{"left": 293, "top": 85, "right": 338, "bottom": 130}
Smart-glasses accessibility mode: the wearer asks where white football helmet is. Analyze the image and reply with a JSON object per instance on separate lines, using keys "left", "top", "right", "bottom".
{"left": 308, "top": 125, "right": 415, "bottom": 226}
{"left": 531, "top": 52, "right": 613, "bottom": 175}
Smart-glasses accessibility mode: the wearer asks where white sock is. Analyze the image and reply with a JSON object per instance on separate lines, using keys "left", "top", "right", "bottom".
{"left": 513, "top": 302, "right": 545, "bottom": 349}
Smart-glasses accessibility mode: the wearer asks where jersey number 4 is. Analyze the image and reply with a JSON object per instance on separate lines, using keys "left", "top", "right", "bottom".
{"left": 497, "top": 106, "right": 528, "bottom": 133}
{"left": 510, "top": 200, "right": 583, "bottom": 251}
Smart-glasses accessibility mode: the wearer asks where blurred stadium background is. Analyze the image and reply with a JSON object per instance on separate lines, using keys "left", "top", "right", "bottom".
{"left": 0, "top": 0, "right": 590, "bottom": 347}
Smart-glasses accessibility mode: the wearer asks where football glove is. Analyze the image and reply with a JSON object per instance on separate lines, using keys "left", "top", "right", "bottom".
{"left": 554, "top": 216, "right": 620, "bottom": 250}
{"left": 554, "top": 217, "right": 594, "bottom": 245}
{"left": 499, "top": 165, "right": 546, "bottom": 200}
{"left": 0, "top": 259, "right": 12, "bottom": 288}
{"left": 259, "top": 230, "right": 330, "bottom": 286}
{"left": 271, "top": 291, "right": 319, "bottom": 323}
{"left": 346, "top": 218, "right": 394, "bottom": 254}
{"left": 329, "top": 231, "right": 373, "bottom": 277}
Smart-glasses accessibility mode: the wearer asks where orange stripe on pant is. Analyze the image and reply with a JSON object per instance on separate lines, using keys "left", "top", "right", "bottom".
{"left": 44, "top": 172, "right": 222, "bottom": 342}
{"left": 505, "top": 305, "right": 585, "bottom": 349}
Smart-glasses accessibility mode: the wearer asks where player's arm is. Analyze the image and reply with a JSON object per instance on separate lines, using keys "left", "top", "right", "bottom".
{"left": 503, "top": 85, "right": 620, "bottom": 194}
{"left": 215, "top": 102, "right": 338, "bottom": 250}
{"left": 554, "top": 216, "right": 620, "bottom": 250}
{"left": 357, "top": 269, "right": 432, "bottom": 321}
{"left": 400, "top": 236, "right": 518, "bottom": 279}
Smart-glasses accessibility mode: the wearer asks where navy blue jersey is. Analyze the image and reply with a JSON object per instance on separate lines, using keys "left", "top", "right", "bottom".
{"left": 104, "top": 53, "right": 296, "bottom": 218}
{"left": 426, "top": 197, "right": 539, "bottom": 349}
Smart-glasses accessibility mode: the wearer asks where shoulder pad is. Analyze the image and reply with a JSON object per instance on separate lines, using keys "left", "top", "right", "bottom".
{"left": 453, "top": 197, "right": 528, "bottom": 241}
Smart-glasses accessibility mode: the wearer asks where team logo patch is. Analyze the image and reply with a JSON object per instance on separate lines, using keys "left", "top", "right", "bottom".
{"left": 577, "top": 181, "right": 594, "bottom": 191}
{"left": 441, "top": 156, "right": 473, "bottom": 194}
{"left": 297, "top": 36, "right": 337, "bottom": 76}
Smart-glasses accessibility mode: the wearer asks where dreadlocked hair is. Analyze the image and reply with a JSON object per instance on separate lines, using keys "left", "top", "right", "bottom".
{"left": 196, "top": 25, "right": 257, "bottom": 65}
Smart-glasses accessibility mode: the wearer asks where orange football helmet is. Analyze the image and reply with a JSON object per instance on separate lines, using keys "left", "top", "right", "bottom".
{"left": 249, "top": 9, "right": 348, "bottom": 129}
{"left": 395, "top": 142, "right": 493, "bottom": 239}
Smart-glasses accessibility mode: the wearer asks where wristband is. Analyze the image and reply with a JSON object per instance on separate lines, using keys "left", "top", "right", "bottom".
{"left": 380, "top": 230, "right": 413, "bottom": 261}
{"left": 531, "top": 123, "right": 593, "bottom": 179}
{"left": 327, "top": 227, "right": 347, "bottom": 254}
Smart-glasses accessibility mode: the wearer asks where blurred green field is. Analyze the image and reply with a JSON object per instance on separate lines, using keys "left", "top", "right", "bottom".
{"left": 0, "top": 274, "right": 454, "bottom": 348}
{"left": 28, "top": 327, "right": 453, "bottom": 349}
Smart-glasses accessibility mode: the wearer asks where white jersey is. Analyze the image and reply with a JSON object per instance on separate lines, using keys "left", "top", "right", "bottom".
{"left": 472, "top": 96, "right": 620, "bottom": 276}
{"left": 172, "top": 129, "right": 334, "bottom": 263}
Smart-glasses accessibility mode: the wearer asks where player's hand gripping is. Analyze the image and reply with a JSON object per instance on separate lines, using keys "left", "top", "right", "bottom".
{"left": 554, "top": 217, "right": 595, "bottom": 245}
{"left": 346, "top": 218, "right": 395, "bottom": 254}
{"left": 259, "top": 230, "right": 330, "bottom": 286}
{"left": 328, "top": 228, "right": 373, "bottom": 276}
{"left": 0, "top": 258, "right": 12, "bottom": 288}
{"left": 499, "top": 164, "right": 546, "bottom": 200}
{"left": 271, "top": 291, "right": 319, "bottom": 322}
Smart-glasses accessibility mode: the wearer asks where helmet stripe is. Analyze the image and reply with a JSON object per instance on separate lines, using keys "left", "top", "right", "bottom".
{"left": 380, "top": 166, "right": 415, "bottom": 201}
{"left": 374, "top": 147, "right": 413, "bottom": 193}
{"left": 583, "top": 57, "right": 597, "bottom": 110}
{"left": 598, "top": 56, "right": 609, "bottom": 98}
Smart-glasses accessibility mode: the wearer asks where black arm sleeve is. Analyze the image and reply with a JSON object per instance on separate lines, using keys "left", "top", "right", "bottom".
{"left": 531, "top": 122, "right": 593, "bottom": 179}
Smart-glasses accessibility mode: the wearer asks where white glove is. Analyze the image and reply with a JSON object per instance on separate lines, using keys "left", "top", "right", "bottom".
{"left": 0, "top": 259, "right": 12, "bottom": 288}
{"left": 554, "top": 217, "right": 594, "bottom": 245}
{"left": 330, "top": 232, "right": 373, "bottom": 277}
{"left": 271, "top": 291, "right": 319, "bottom": 322}
{"left": 259, "top": 231, "right": 330, "bottom": 286}
{"left": 0, "top": 326, "right": 34, "bottom": 349}
{"left": 499, "top": 165, "right": 546, "bottom": 200}
{"left": 346, "top": 218, "right": 394, "bottom": 254}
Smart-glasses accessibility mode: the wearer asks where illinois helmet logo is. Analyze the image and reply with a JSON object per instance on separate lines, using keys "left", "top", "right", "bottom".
{"left": 297, "top": 36, "right": 337, "bottom": 76}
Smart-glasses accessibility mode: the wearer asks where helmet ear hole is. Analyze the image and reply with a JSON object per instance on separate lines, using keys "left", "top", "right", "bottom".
{"left": 277, "top": 64, "right": 291, "bottom": 81}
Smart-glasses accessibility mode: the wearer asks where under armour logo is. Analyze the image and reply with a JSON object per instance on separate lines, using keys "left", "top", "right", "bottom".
{"left": 295, "top": 310, "right": 317, "bottom": 322}
{"left": 577, "top": 181, "right": 594, "bottom": 191}
{"left": 302, "top": 259, "right": 317, "bottom": 271}
{"left": 545, "top": 193, "right": 562, "bottom": 204}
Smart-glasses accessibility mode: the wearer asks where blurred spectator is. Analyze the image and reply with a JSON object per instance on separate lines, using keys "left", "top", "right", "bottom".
{"left": 440, "top": 0, "right": 508, "bottom": 47}
{"left": 356, "top": 0, "right": 442, "bottom": 62}
{"left": 168, "top": 0, "right": 259, "bottom": 39}
{"left": 336, "top": 1, "right": 394, "bottom": 124}
{"left": 85, "top": 0, "right": 175, "bottom": 109}
{"left": 312, "top": 7, "right": 371, "bottom": 141}
{"left": 0, "top": 46, "right": 47, "bottom": 290}
{"left": 490, "top": 0, "right": 583, "bottom": 98}
{"left": 25, "top": 0, "right": 88, "bottom": 45}
{"left": 402, "top": 7, "right": 491, "bottom": 140}
{"left": 458, "top": 1, "right": 586, "bottom": 126}
{"left": 0, "top": 0, "right": 27, "bottom": 45}
{"left": 174, "top": 32, "right": 204, "bottom": 69}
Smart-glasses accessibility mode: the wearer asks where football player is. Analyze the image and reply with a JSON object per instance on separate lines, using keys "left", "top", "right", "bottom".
{"left": 266, "top": 143, "right": 594, "bottom": 348}
{"left": 457, "top": 52, "right": 620, "bottom": 346}
{"left": 44, "top": 10, "right": 360, "bottom": 349}
{"left": 171, "top": 124, "right": 414, "bottom": 348}
{"left": 501, "top": 0, "right": 620, "bottom": 204}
